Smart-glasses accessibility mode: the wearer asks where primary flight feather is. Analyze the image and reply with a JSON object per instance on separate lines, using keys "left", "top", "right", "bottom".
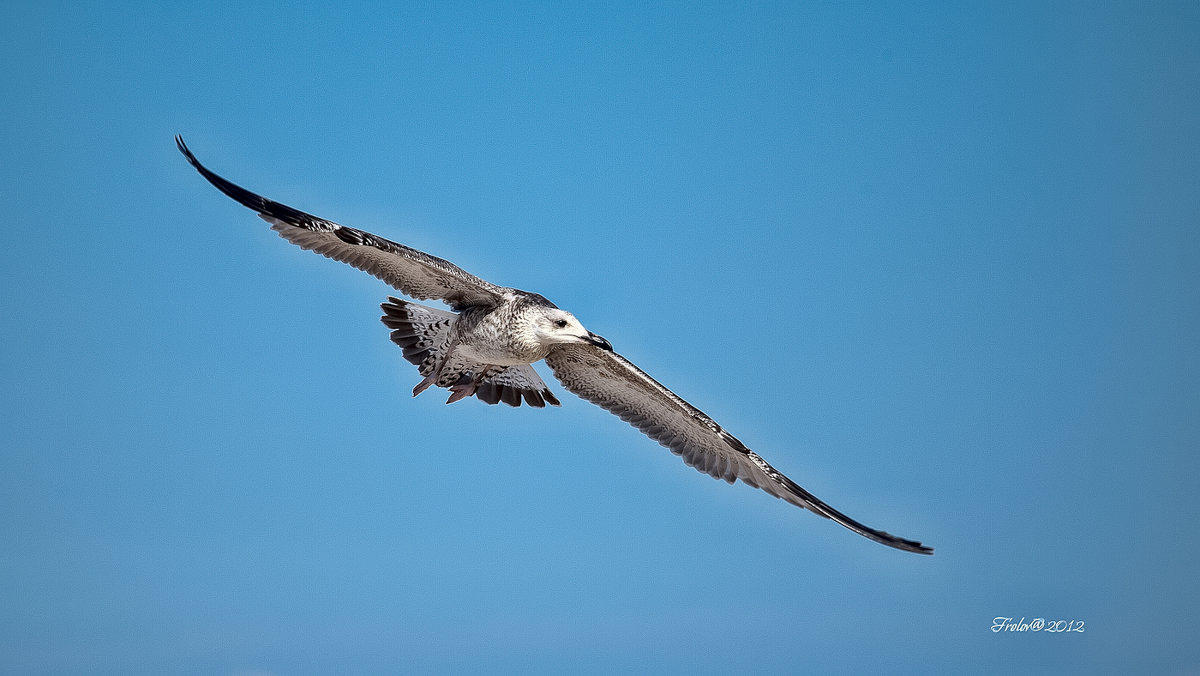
{"left": 177, "top": 136, "right": 932, "bottom": 555}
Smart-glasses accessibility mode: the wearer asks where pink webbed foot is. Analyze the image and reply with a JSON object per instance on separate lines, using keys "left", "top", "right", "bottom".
{"left": 445, "top": 372, "right": 481, "bottom": 404}
{"left": 412, "top": 372, "right": 438, "bottom": 397}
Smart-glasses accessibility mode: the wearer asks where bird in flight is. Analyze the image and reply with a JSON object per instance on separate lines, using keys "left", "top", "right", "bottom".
{"left": 176, "top": 136, "right": 932, "bottom": 555}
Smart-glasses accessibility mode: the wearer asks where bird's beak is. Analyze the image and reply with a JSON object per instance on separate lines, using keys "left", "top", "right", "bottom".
{"left": 581, "top": 331, "right": 613, "bottom": 351}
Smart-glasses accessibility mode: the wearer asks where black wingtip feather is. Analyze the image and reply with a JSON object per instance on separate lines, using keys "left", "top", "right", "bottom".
{"left": 176, "top": 135, "right": 326, "bottom": 231}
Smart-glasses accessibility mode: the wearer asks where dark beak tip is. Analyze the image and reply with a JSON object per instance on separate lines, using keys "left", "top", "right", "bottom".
{"left": 586, "top": 332, "right": 613, "bottom": 351}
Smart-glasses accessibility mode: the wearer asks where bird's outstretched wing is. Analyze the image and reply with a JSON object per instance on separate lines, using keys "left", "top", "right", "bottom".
{"left": 544, "top": 343, "right": 933, "bottom": 554}
{"left": 176, "top": 136, "right": 507, "bottom": 311}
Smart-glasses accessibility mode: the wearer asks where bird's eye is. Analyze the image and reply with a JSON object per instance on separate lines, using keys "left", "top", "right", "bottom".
{"left": 554, "top": 319, "right": 568, "bottom": 328}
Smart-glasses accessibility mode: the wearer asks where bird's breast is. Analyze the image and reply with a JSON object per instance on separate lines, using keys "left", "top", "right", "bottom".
{"left": 455, "top": 340, "right": 540, "bottom": 367}
{"left": 455, "top": 318, "right": 544, "bottom": 366}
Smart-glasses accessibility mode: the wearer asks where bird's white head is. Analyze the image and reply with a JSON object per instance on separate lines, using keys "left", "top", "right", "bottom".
{"left": 534, "top": 307, "right": 613, "bottom": 351}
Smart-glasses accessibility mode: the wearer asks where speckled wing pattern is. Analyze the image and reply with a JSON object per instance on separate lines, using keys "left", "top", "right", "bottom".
{"left": 544, "top": 344, "right": 933, "bottom": 554}
{"left": 381, "top": 297, "right": 560, "bottom": 408}
{"left": 176, "top": 136, "right": 506, "bottom": 311}
{"left": 379, "top": 298, "right": 455, "bottom": 376}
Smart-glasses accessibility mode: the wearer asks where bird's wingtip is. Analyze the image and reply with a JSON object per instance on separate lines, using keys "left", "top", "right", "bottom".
{"left": 882, "top": 532, "right": 933, "bottom": 555}
{"left": 910, "top": 542, "right": 934, "bottom": 555}
{"left": 175, "top": 134, "right": 200, "bottom": 167}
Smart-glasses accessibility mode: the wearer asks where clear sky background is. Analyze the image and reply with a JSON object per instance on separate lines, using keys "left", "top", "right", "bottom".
{"left": 3, "top": 2, "right": 1198, "bottom": 674}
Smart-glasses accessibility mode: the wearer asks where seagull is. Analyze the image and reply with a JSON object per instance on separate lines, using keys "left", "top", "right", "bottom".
{"left": 176, "top": 136, "right": 932, "bottom": 555}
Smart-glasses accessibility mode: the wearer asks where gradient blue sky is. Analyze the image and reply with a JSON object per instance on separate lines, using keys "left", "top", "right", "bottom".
{"left": 3, "top": 2, "right": 1199, "bottom": 674}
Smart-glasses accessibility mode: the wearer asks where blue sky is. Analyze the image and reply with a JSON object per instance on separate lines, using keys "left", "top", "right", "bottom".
{"left": 3, "top": 1, "right": 1199, "bottom": 673}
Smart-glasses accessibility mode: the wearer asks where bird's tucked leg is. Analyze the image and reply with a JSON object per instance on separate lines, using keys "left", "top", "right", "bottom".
{"left": 412, "top": 342, "right": 460, "bottom": 398}
{"left": 445, "top": 371, "right": 486, "bottom": 404}
{"left": 412, "top": 372, "right": 438, "bottom": 397}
